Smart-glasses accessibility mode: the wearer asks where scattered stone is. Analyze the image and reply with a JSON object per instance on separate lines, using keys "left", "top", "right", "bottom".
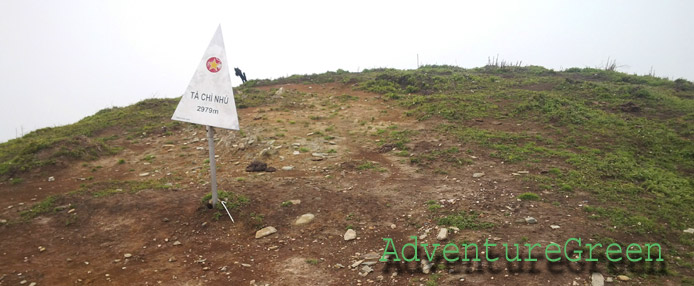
{"left": 20, "top": 280, "right": 26, "bottom": 285}
{"left": 616, "top": 275, "right": 630, "bottom": 281}
{"left": 472, "top": 172, "right": 485, "bottom": 178}
{"left": 684, "top": 228, "right": 694, "bottom": 234}
{"left": 525, "top": 217, "right": 537, "bottom": 224}
{"left": 266, "top": 167, "right": 277, "bottom": 172}
{"left": 550, "top": 225, "right": 560, "bottom": 230}
{"left": 359, "top": 265, "right": 373, "bottom": 277}
{"left": 517, "top": 170, "right": 530, "bottom": 174}
{"left": 29, "top": 283, "right": 36, "bottom": 286}
{"left": 390, "top": 224, "right": 396, "bottom": 229}
{"left": 67, "top": 208, "right": 76, "bottom": 214}
{"left": 294, "top": 213, "right": 315, "bottom": 225}
{"left": 54, "top": 205, "right": 70, "bottom": 211}
{"left": 124, "top": 253, "right": 133, "bottom": 258}
{"left": 288, "top": 199, "right": 301, "bottom": 205}
{"left": 334, "top": 263, "right": 345, "bottom": 269}
{"left": 311, "top": 157, "right": 324, "bottom": 161}
{"left": 281, "top": 166, "right": 294, "bottom": 171}
{"left": 421, "top": 259, "right": 433, "bottom": 274}
{"left": 255, "top": 226, "right": 277, "bottom": 239}
{"left": 139, "top": 172, "right": 150, "bottom": 177}
{"left": 48, "top": 176, "right": 55, "bottom": 182}
{"left": 363, "top": 252, "right": 380, "bottom": 260}
{"left": 605, "top": 277, "right": 613, "bottom": 283}
{"left": 162, "top": 218, "right": 170, "bottom": 222}
{"left": 241, "top": 263, "right": 251, "bottom": 267}
{"left": 591, "top": 272, "right": 605, "bottom": 286}
{"left": 202, "top": 266, "right": 210, "bottom": 271}
{"left": 0, "top": 219, "right": 7, "bottom": 224}
{"left": 344, "top": 229, "right": 357, "bottom": 241}
{"left": 168, "top": 257, "right": 176, "bottom": 262}
{"left": 38, "top": 246, "right": 46, "bottom": 252}
{"left": 172, "top": 241, "right": 182, "bottom": 246}
{"left": 436, "top": 228, "right": 449, "bottom": 241}
{"left": 292, "top": 151, "right": 300, "bottom": 155}
{"left": 351, "top": 260, "right": 364, "bottom": 268}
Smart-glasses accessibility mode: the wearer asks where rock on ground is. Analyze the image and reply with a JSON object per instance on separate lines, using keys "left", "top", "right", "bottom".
{"left": 436, "top": 228, "right": 448, "bottom": 240}
{"left": 294, "top": 213, "right": 315, "bottom": 225}
{"left": 255, "top": 226, "right": 277, "bottom": 239}
{"left": 344, "top": 229, "right": 357, "bottom": 241}
{"left": 591, "top": 272, "right": 604, "bottom": 286}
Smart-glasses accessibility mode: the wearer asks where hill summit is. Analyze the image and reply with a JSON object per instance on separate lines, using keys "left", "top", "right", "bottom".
{"left": 1, "top": 65, "right": 693, "bottom": 285}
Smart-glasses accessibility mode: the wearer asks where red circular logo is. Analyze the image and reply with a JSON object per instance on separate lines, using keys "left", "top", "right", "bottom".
{"left": 206, "top": 57, "right": 222, "bottom": 73}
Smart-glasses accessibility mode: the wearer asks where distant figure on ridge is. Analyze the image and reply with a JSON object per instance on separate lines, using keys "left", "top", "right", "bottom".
{"left": 234, "top": 67, "right": 247, "bottom": 83}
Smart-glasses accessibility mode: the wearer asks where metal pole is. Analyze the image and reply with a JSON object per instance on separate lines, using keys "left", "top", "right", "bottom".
{"left": 206, "top": 126, "right": 218, "bottom": 207}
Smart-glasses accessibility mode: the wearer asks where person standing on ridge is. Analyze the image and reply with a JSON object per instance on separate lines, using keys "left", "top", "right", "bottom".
{"left": 234, "top": 67, "right": 247, "bottom": 83}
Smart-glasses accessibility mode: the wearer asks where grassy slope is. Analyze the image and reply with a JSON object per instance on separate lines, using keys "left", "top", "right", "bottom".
{"left": 3, "top": 65, "right": 694, "bottom": 272}
{"left": 250, "top": 65, "right": 694, "bottom": 265}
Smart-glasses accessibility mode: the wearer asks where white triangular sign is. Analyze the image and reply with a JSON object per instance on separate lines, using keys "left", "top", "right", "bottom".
{"left": 172, "top": 25, "right": 239, "bottom": 130}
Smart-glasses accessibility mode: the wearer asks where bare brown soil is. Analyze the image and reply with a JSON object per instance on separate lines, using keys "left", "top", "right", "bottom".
{"left": 0, "top": 83, "right": 677, "bottom": 285}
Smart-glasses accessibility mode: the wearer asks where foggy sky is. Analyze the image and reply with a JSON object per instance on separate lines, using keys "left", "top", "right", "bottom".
{"left": 1, "top": 0, "right": 692, "bottom": 143}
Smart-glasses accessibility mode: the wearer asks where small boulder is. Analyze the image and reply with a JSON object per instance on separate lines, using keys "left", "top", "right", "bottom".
{"left": 246, "top": 161, "right": 267, "bottom": 172}
{"left": 344, "top": 229, "right": 357, "bottom": 241}
{"left": 255, "top": 226, "right": 277, "bottom": 239}
{"left": 294, "top": 214, "right": 315, "bottom": 225}
{"left": 591, "top": 272, "right": 604, "bottom": 286}
{"left": 436, "top": 228, "right": 449, "bottom": 241}
{"left": 525, "top": 217, "right": 537, "bottom": 224}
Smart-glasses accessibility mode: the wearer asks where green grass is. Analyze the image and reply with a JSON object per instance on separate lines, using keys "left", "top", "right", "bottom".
{"left": 0, "top": 98, "right": 183, "bottom": 178}
{"left": 20, "top": 195, "right": 57, "bottom": 219}
{"left": 438, "top": 211, "right": 494, "bottom": 230}
{"left": 80, "top": 180, "right": 172, "bottom": 198}
{"left": 201, "top": 190, "right": 249, "bottom": 211}
{"left": 518, "top": 192, "right": 540, "bottom": 201}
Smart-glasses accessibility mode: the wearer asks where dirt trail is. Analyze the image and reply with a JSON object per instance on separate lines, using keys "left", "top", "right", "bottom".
{"left": 0, "top": 83, "right": 642, "bottom": 285}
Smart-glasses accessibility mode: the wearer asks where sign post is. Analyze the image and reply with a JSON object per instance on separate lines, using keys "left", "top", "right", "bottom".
{"left": 206, "top": 126, "right": 218, "bottom": 206}
{"left": 172, "top": 25, "right": 239, "bottom": 208}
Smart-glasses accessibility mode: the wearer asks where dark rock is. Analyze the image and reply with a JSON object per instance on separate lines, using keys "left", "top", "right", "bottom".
{"left": 246, "top": 160, "right": 267, "bottom": 172}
